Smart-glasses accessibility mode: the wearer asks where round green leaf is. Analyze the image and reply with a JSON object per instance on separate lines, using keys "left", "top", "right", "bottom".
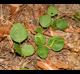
{"left": 39, "top": 15, "right": 52, "bottom": 28}
{"left": 14, "top": 43, "right": 35, "bottom": 57}
{"left": 38, "top": 45, "right": 49, "bottom": 59}
{"left": 35, "top": 33, "right": 46, "bottom": 46}
{"left": 56, "top": 19, "right": 68, "bottom": 30}
{"left": 47, "top": 5, "right": 58, "bottom": 17}
{"left": 48, "top": 36, "right": 64, "bottom": 51}
{"left": 10, "top": 23, "right": 28, "bottom": 43}
{"left": 35, "top": 26, "right": 43, "bottom": 33}
{"left": 21, "top": 44, "right": 35, "bottom": 57}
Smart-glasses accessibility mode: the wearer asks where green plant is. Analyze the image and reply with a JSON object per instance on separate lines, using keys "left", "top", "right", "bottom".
{"left": 35, "top": 26, "right": 43, "bottom": 33}
{"left": 14, "top": 43, "right": 35, "bottom": 57}
{"left": 47, "top": 5, "right": 58, "bottom": 17}
{"left": 10, "top": 23, "right": 35, "bottom": 57}
{"left": 48, "top": 36, "right": 64, "bottom": 51}
{"left": 21, "top": 44, "right": 35, "bottom": 57}
{"left": 10, "top": 5, "right": 67, "bottom": 59}
{"left": 37, "top": 45, "right": 49, "bottom": 59}
{"left": 14, "top": 43, "right": 22, "bottom": 55}
{"left": 35, "top": 33, "right": 46, "bottom": 46}
{"left": 39, "top": 5, "right": 68, "bottom": 31}
{"left": 10, "top": 23, "right": 28, "bottom": 43}
{"left": 39, "top": 15, "right": 52, "bottom": 28}
{"left": 55, "top": 19, "right": 68, "bottom": 30}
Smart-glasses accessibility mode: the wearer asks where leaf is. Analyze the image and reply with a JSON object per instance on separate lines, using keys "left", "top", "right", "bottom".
{"left": 39, "top": 15, "right": 52, "bottom": 28}
{"left": 14, "top": 43, "right": 35, "bottom": 57}
{"left": 35, "top": 26, "right": 43, "bottom": 33}
{"left": 37, "top": 60, "right": 58, "bottom": 70}
{"left": 10, "top": 23, "right": 28, "bottom": 43}
{"left": 21, "top": 44, "right": 35, "bottom": 57}
{"left": 35, "top": 33, "right": 46, "bottom": 46}
{"left": 48, "top": 36, "right": 64, "bottom": 51}
{"left": 37, "top": 45, "right": 49, "bottom": 59}
{"left": 9, "top": 4, "right": 22, "bottom": 7}
{"left": 55, "top": 19, "right": 68, "bottom": 30}
{"left": 47, "top": 5, "right": 58, "bottom": 17}
{"left": 14, "top": 43, "right": 22, "bottom": 55}
{"left": 50, "top": 19, "right": 57, "bottom": 29}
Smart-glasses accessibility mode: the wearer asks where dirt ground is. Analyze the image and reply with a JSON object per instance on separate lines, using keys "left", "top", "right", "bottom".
{"left": 0, "top": 4, "right": 80, "bottom": 70}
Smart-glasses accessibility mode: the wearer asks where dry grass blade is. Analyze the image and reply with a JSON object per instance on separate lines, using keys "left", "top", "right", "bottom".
{"left": 36, "top": 60, "right": 58, "bottom": 70}
{"left": 9, "top": 4, "right": 23, "bottom": 7}
{"left": 51, "top": 61, "right": 71, "bottom": 69}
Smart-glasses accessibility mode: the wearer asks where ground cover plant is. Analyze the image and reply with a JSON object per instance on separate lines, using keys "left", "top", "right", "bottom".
{"left": 10, "top": 5, "right": 67, "bottom": 59}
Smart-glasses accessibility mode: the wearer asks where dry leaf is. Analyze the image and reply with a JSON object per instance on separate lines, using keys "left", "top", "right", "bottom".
{"left": 37, "top": 60, "right": 58, "bottom": 70}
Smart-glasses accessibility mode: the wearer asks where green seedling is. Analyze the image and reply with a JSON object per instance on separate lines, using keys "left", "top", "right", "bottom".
{"left": 10, "top": 23, "right": 28, "bottom": 43}
{"left": 55, "top": 19, "right": 68, "bottom": 30}
{"left": 50, "top": 19, "right": 57, "bottom": 29}
{"left": 35, "top": 33, "right": 46, "bottom": 46}
{"left": 14, "top": 43, "right": 22, "bottom": 55}
{"left": 39, "top": 15, "right": 52, "bottom": 28}
{"left": 37, "top": 45, "right": 49, "bottom": 59}
{"left": 10, "top": 5, "right": 68, "bottom": 60}
{"left": 21, "top": 44, "right": 35, "bottom": 57}
{"left": 35, "top": 26, "right": 43, "bottom": 33}
{"left": 14, "top": 43, "right": 35, "bottom": 57}
{"left": 48, "top": 36, "right": 64, "bottom": 52}
{"left": 47, "top": 5, "right": 58, "bottom": 17}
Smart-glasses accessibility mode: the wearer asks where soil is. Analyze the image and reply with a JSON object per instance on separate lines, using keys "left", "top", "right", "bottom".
{"left": 0, "top": 4, "right": 80, "bottom": 70}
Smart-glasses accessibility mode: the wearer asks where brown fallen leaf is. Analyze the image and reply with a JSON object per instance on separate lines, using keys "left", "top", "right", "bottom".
{"left": 37, "top": 60, "right": 58, "bottom": 70}
{"left": 9, "top": 4, "right": 22, "bottom": 7}
{"left": 10, "top": 5, "right": 18, "bottom": 15}
{"left": 0, "top": 25, "right": 14, "bottom": 49}
{"left": 0, "top": 25, "right": 11, "bottom": 37}
{"left": 9, "top": 4, "right": 23, "bottom": 16}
